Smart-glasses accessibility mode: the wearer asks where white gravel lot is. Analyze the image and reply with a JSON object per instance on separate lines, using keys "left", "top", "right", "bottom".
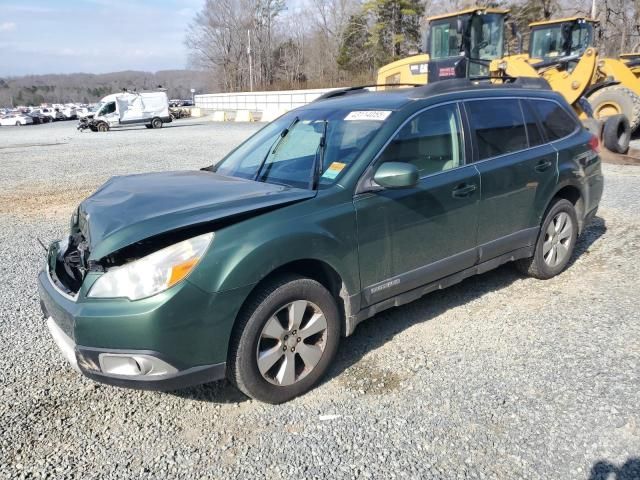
{"left": 0, "top": 120, "right": 638, "bottom": 479}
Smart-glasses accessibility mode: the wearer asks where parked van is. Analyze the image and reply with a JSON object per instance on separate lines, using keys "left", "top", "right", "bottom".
{"left": 82, "top": 91, "right": 171, "bottom": 132}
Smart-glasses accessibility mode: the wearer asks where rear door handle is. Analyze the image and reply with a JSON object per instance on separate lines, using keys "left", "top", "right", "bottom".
{"left": 452, "top": 183, "right": 477, "bottom": 198}
{"left": 535, "top": 160, "right": 553, "bottom": 172}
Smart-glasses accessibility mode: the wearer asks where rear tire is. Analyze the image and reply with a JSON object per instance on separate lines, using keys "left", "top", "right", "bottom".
{"left": 228, "top": 275, "right": 340, "bottom": 404}
{"left": 151, "top": 117, "right": 162, "bottom": 129}
{"left": 602, "top": 114, "right": 631, "bottom": 154}
{"left": 515, "top": 199, "right": 578, "bottom": 280}
{"left": 587, "top": 85, "right": 640, "bottom": 132}
{"left": 15, "top": 122, "right": 21, "bottom": 126}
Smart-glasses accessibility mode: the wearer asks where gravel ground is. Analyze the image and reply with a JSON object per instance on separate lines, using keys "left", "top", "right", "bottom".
{"left": 0, "top": 120, "right": 638, "bottom": 479}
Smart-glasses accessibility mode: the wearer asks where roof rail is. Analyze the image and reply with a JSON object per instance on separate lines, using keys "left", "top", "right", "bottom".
{"left": 407, "top": 76, "right": 551, "bottom": 99}
{"left": 314, "top": 84, "right": 422, "bottom": 102}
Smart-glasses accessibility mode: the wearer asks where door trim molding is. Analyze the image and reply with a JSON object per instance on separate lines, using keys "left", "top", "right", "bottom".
{"left": 360, "top": 226, "right": 539, "bottom": 309}
{"left": 362, "top": 247, "right": 477, "bottom": 307}
{"left": 350, "top": 244, "right": 534, "bottom": 334}
{"left": 478, "top": 227, "right": 539, "bottom": 263}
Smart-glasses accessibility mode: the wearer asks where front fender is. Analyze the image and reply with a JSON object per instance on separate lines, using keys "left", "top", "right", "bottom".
{"left": 187, "top": 197, "right": 360, "bottom": 297}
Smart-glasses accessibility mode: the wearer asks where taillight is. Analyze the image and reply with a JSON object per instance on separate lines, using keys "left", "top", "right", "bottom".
{"left": 588, "top": 134, "right": 600, "bottom": 153}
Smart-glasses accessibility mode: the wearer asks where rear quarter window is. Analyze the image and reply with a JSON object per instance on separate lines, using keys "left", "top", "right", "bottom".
{"left": 532, "top": 99, "right": 578, "bottom": 140}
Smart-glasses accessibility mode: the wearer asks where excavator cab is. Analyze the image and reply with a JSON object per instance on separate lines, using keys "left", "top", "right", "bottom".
{"left": 427, "top": 8, "right": 508, "bottom": 81}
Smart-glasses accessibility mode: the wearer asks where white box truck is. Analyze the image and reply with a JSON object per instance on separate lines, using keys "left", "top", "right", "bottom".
{"left": 79, "top": 91, "right": 171, "bottom": 131}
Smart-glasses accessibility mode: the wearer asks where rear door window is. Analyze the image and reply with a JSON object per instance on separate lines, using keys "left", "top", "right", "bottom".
{"left": 532, "top": 99, "right": 578, "bottom": 140}
{"left": 522, "top": 100, "right": 545, "bottom": 147}
{"left": 466, "top": 99, "right": 529, "bottom": 160}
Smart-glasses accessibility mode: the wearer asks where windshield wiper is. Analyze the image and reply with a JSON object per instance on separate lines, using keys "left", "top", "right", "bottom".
{"left": 309, "top": 120, "right": 328, "bottom": 190}
{"left": 254, "top": 116, "right": 299, "bottom": 182}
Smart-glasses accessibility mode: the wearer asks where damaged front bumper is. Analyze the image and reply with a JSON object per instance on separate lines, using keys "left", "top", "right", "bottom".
{"left": 37, "top": 256, "right": 252, "bottom": 391}
{"left": 45, "top": 315, "right": 225, "bottom": 390}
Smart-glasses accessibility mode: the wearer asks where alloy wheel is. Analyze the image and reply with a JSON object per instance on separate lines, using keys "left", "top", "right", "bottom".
{"left": 256, "top": 300, "right": 327, "bottom": 386}
{"left": 543, "top": 211, "right": 573, "bottom": 267}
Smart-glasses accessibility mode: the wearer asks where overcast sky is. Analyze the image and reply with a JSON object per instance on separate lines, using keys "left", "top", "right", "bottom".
{"left": 0, "top": 0, "right": 205, "bottom": 76}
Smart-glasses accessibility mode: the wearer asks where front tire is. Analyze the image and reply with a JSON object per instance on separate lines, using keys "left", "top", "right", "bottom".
{"left": 151, "top": 117, "right": 163, "bottom": 129}
{"left": 228, "top": 275, "right": 341, "bottom": 404}
{"left": 96, "top": 122, "right": 109, "bottom": 132}
{"left": 516, "top": 199, "right": 578, "bottom": 279}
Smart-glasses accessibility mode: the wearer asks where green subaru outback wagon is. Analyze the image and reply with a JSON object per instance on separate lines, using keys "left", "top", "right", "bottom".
{"left": 39, "top": 79, "right": 603, "bottom": 403}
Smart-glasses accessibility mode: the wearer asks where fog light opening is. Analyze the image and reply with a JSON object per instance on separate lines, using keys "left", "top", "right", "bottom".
{"left": 98, "top": 353, "right": 178, "bottom": 377}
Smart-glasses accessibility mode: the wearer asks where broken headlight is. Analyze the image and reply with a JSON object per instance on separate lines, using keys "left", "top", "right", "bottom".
{"left": 87, "top": 232, "right": 214, "bottom": 300}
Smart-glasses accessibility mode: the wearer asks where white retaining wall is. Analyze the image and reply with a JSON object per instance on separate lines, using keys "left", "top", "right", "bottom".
{"left": 195, "top": 88, "right": 339, "bottom": 116}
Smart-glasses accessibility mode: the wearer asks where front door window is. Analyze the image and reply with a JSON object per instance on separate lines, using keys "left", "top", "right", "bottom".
{"left": 378, "top": 103, "right": 464, "bottom": 177}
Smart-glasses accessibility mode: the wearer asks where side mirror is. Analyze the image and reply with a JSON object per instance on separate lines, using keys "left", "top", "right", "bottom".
{"left": 373, "top": 162, "right": 419, "bottom": 189}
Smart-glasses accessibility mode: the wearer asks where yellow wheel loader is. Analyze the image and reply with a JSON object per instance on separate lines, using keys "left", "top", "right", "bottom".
{"left": 494, "top": 17, "right": 640, "bottom": 132}
{"left": 620, "top": 53, "right": 640, "bottom": 78}
{"left": 376, "top": 8, "right": 510, "bottom": 88}
{"left": 376, "top": 10, "right": 638, "bottom": 152}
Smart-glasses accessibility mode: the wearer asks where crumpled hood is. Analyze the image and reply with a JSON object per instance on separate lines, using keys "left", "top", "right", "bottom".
{"left": 78, "top": 170, "right": 315, "bottom": 260}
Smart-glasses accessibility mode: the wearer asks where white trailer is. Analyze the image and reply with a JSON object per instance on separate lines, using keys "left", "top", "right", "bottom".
{"left": 83, "top": 91, "right": 171, "bottom": 131}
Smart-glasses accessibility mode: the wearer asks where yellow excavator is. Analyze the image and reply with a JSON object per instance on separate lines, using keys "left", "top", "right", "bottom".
{"left": 377, "top": 10, "right": 640, "bottom": 152}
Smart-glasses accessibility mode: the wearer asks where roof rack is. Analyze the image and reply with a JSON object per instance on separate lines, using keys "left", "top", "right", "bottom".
{"left": 407, "top": 76, "right": 551, "bottom": 99}
{"left": 314, "top": 84, "right": 422, "bottom": 102}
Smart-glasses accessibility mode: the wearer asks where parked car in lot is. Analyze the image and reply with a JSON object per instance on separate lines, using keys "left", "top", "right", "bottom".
{"left": 59, "top": 106, "right": 77, "bottom": 120}
{"left": 34, "top": 108, "right": 58, "bottom": 121}
{"left": 27, "top": 112, "right": 52, "bottom": 124}
{"left": 0, "top": 113, "right": 34, "bottom": 126}
{"left": 75, "top": 107, "right": 93, "bottom": 118}
{"left": 39, "top": 78, "right": 603, "bottom": 403}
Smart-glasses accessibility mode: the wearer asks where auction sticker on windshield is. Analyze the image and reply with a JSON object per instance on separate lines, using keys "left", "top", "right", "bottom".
{"left": 322, "top": 162, "right": 347, "bottom": 179}
{"left": 345, "top": 111, "right": 391, "bottom": 121}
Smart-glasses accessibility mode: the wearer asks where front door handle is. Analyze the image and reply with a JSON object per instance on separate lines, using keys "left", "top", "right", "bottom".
{"left": 535, "top": 159, "right": 553, "bottom": 172}
{"left": 452, "top": 183, "right": 477, "bottom": 198}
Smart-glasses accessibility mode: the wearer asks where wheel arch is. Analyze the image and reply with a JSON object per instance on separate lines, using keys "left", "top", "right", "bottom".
{"left": 231, "top": 257, "right": 355, "bottom": 343}
{"left": 549, "top": 183, "right": 585, "bottom": 233}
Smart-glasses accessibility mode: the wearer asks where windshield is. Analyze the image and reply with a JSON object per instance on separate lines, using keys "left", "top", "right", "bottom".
{"left": 468, "top": 13, "right": 504, "bottom": 61}
{"left": 214, "top": 108, "right": 390, "bottom": 189}
{"left": 430, "top": 13, "right": 504, "bottom": 61}
{"left": 430, "top": 19, "right": 461, "bottom": 59}
{"left": 530, "top": 22, "right": 593, "bottom": 59}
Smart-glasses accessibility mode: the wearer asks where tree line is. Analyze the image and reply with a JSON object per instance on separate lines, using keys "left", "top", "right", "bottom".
{"left": 0, "top": 70, "right": 210, "bottom": 107}
{"left": 186, "top": 0, "right": 640, "bottom": 93}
